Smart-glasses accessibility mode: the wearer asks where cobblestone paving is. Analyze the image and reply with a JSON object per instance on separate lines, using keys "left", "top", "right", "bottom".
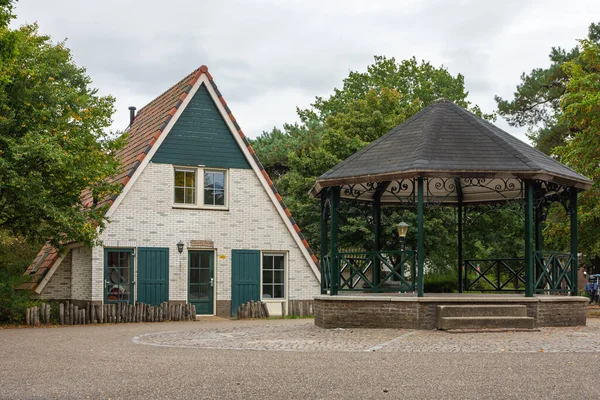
{"left": 133, "top": 319, "right": 600, "bottom": 353}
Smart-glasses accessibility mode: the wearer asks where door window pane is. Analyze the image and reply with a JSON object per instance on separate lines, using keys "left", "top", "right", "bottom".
{"left": 199, "top": 285, "right": 209, "bottom": 300}
{"left": 199, "top": 269, "right": 209, "bottom": 284}
{"left": 200, "top": 253, "right": 210, "bottom": 268}
{"left": 189, "top": 284, "right": 200, "bottom": 300}
{"left": 262, "top": 254, "right": 285, "bottom": 299}
{"left": 190, "top": 269, "right": 199, "bottom": 283}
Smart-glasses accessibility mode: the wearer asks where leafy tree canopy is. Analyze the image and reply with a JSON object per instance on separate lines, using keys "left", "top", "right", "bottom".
{"left": 298, "top": 56, "right": 493, "bottom": 123}
{"left": 0, "top": 1, "right": 124, "bottom": 248}
{"left": 495, "top": 22, "right": 600, "bottom": 154}
{"left": 252, "top": 56, "right": 514, "bottom": 273}
{"left": 551, "top": 39, "right": 600, "bottom": 259}
{"left": 497, "top": 23, "right": 600, "bottom": 263}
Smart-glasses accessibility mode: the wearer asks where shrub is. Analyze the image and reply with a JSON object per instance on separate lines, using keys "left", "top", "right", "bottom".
{"left": 0, "top": 233, "right": 39, "bottom": 324}
{"left": 424, "top": 270, "right": 457, "bottom": 293}
{"left": 0, "top": 260, "right": 35, "bottom": 323}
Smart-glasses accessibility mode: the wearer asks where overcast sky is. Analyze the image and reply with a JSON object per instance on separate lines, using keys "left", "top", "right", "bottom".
{"left": 12, "top": 0, "right": 600, "bottom": 143}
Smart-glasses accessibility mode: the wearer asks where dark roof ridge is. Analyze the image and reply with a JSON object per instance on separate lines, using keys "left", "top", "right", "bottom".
{"left": 421, "top": 103, "right": 449, "bottom": 168}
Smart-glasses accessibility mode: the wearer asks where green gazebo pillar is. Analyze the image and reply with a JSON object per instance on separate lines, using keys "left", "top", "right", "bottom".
{"left": 329, "top": 186, "right": 341, "bottom": 296}
{"left": 373, "top": 188, "right": 382, "bottom": 288}
{"left": 570, "top": 188, "right": 578, "bottom": 296}
{"left": 524, "top": 180, "right": 534, "bottom": 297}
{"left": 456, "top": 178, "right": 464, "bottom": 294}
{"left": 320, "top": 189, "right": 329, "bottom": 295}
{"left": 417, "top": 177, "right": 424, "bottom": 297}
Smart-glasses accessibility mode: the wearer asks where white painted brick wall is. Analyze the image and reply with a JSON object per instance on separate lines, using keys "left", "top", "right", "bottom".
{"left": 71, "top": 246, "right": 92, "bottom": 301}
{"left": 36, "top": 252, "right": 72, "bottom": 300}
{"left": 91, "top": 162, "right": 320, "bottom": 303}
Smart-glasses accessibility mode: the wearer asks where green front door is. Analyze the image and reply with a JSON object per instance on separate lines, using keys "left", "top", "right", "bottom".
{"left": 104, "top": 249, "right": 134, "bottom": 304}
{"left": 188, "top": 251, "right": 214, "bottom": 315}
{"left": 231, "top": 249, "right": 261, "bottom": 315}
{"left": 137, "top": 247, "right": 169, "bottom": 306}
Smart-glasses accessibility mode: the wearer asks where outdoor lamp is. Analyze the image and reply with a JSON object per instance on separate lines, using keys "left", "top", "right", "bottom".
{"left": 177, "top": 240, "right": 184, "bottom": 254}
{"left": 396, "top": 221, "right": 409, "bottom": 241}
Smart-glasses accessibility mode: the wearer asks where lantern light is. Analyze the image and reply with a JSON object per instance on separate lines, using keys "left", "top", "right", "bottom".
{"left": 396, "top": 222, "right": 409, "bottom": 241}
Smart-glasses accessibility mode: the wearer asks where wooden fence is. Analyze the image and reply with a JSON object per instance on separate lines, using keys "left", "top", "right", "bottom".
{"left": 236, "top": 300, "right": 314, "bottom": 319}
{"left": 24, "top": 302, "right": 196, "bottom": 326}
{"left": 236, "top": 300, "right": 270, "bottom": 319}
{"left": 288, "top": 300, "right": 313, "bottom": 317}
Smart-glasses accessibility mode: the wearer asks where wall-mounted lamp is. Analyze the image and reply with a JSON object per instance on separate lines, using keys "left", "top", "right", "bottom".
{"left": 177, "top": 240, "right": 184, "bottom": 254}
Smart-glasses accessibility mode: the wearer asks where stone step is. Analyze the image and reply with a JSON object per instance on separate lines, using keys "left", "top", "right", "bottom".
{"left": 438, "top": 316, "right": 535, "bottom": 330}
{"left": 436, "top": 304, "right": 528, "bottom": 318}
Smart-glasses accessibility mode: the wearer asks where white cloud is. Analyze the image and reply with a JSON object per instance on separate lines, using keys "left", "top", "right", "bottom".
{"left": 12, "top": 0, "right": 600, "bottom": 143}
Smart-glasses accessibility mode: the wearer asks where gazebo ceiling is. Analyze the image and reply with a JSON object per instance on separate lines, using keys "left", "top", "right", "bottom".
{"left": 310, "top": 99, "right": 592, "bottom": 204}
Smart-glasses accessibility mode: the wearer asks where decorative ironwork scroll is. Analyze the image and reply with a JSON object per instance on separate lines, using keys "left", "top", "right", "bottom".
{"left": 534, "top": 181, "right": 576, "bottom": 221}
{"left": 340, "top": 182, "right": 379, "bottom": 201}
{"left": 425, "top": 177, "right": 457, "bottom": 206}
{"left": 384, "top": 179, "right": 416, "bottom": 206}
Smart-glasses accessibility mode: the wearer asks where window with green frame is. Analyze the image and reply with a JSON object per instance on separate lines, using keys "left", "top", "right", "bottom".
{"left": 105, "top": 250, "right": 133, "bottom": 303}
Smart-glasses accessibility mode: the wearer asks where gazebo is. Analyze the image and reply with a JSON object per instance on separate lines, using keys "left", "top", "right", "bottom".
{"left": 311, "top": 99, "right": 592, "bottom": 329}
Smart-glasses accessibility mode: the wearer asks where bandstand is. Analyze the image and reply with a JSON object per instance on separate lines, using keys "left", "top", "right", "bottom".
{"left": 311, "top": 99, "right": 592, "bottom": 329}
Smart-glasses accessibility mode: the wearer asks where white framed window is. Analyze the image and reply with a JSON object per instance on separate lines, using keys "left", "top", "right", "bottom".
{"left": 262, "top": 253, "right": 285, "bottom": 299}
{"left": 173, "top": 167, "right": 228, "bottom": 209}
{"left": 174, "top": 168, "right": 196, "bottom": 205}
{"left": 203, "top": 169, "right": 226, "bottom": 207}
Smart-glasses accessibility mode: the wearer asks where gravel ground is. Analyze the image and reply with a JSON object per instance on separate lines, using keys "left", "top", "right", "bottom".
{"left": 2, "top": 318, "right": 600, "bottom": 400}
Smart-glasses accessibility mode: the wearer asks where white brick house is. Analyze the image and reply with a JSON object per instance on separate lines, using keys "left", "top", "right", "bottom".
{"left": 24, "top": 66, "right": 320, "bottom": 317}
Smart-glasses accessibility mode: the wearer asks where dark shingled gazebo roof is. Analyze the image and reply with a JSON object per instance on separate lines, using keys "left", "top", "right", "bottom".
{"left": 310, "top": 100, "right": 591, "bottom": 204}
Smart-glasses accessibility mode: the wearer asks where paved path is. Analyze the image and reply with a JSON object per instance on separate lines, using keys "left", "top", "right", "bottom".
{"left": 2, "top": 318, "right": 600, "bottom": 399}
{"left": 133, "top": 319, "right": 600, "bottom": 353}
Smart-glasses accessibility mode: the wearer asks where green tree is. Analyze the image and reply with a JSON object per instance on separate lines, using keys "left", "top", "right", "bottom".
{"left": 253, "top": 56, "right": 507, "bottom": 273}
{"left": 551, "top": 39, "right": 600, "bottom": 260}
{"left": 299, "top": 56, "right": 492, "bottom": 123}
{"left": 0, "top": 2, "right": 124, "bottom": 249}
{"left": 495, "top": 22, "right": 600, "bottom": 154}
{"left": 497, "top": 23, "right": 600, "bottom": 263}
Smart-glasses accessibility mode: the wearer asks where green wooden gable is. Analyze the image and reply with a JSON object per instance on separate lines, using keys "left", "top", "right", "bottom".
{"left": 152, "top": 84, "right": 251, "bottom": 169}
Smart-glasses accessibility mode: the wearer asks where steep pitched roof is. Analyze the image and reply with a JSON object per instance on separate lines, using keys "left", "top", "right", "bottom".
{"left": 313, "top": 99, "right": 592, "bottom": 194}
{"left": 25, "top": 66, "right": 320, "bottom": 291}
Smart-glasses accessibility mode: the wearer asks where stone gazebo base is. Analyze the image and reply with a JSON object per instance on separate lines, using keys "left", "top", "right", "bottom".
{"left": 314, "top": 294, "right": 588, "bottom": 329}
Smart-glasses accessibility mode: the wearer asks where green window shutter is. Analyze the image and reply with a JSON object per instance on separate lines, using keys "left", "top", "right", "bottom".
{"left": 137, "top": 247, "right": 169, "bottom": 306}
{"left": 231, "top": 250, "right": 261, "bottom": 315}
